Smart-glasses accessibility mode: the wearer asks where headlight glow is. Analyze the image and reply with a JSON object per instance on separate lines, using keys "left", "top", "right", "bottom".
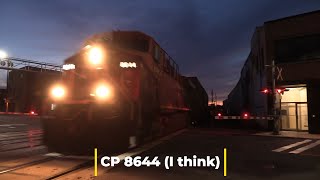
{"left": 88, "top": 47, "right": 103, "bottom": 65}
{"left": 95, "top": 85, "right": 110, "bottom": 99}
{"left": 51, "top": 86, "right": 65, "bottom": 99}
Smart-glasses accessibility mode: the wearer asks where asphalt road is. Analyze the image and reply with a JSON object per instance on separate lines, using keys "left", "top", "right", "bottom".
{"left": 1, "top": 116, "right": 320, "bottom": 179}
{"left": 0, "top": 115, "right": 46, "bottom": 162}
{"left": 0, "top": 114, "right": 41, "bottom": 133}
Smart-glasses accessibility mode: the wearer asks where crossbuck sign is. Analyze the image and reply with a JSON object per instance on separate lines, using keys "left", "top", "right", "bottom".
{"left": 276, "top": 66, "right": 283, "bottom": 81}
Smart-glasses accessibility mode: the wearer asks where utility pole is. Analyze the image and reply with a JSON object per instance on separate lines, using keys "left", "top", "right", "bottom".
{"left": 271, "top": 60, "right": 280, "bottom": 135}
{"left": 211, "top": 89, "right": 214, "bottom": 106}
{"left": 215, "top": 93, "right": 217, "bottom": 106}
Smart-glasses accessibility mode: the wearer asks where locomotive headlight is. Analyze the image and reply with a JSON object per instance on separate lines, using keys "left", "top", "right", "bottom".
{"left": 95, "top": 85, "right": 111, "bottom": 99}
{"left": 88, "top": 47, "right": 103, "bottom": 65}
{"left": 51, "top": 85, "right": 65, "bottom": 99}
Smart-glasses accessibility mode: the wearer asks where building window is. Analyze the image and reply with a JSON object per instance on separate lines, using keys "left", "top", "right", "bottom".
{"left": 275, "top": 34, "right": 320, "bottom": 63}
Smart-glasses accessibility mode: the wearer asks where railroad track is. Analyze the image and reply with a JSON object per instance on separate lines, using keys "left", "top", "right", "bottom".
{"left": 0, "top": 130, "right": 98, "bottom": 179}
{"left": 0, "top": 129, "right": 186, "bottom": 179}
{"left": 0, "top": 153, "right": 95, "bottom": 180}
{"left": 0, "top": 130, "right": 44, "bottom": 152}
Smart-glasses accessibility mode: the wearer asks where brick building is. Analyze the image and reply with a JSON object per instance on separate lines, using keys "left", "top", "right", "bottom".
{"left": 224, "top": 10, "right": 320, "bottom": 133}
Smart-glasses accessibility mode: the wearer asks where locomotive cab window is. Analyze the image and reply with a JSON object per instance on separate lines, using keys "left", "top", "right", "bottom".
{"left": 154, "top": 45, "right": 160, "bottom": 63}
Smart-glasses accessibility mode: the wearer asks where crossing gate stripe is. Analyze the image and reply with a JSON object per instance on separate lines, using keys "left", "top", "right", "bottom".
{"left": 214, "top": 116, "right": 274, "bottom": 120}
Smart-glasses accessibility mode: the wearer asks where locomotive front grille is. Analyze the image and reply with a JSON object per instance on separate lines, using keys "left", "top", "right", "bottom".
{"left": 56, "top": 104, "right": 90, "bottom": 120}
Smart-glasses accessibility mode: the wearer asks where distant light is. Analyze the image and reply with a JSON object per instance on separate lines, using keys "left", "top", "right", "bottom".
{"left": 0, "top": 50, "right": 7, "bottom": 59}
{"left": 276, "top": 89, "right": 282, "bottom": 94}
{"left": 260, "top": 88, "right": 269, "bottom": 94}
{"left": 244, "top": 113, "right": 248, "bottom": 117}
{"left": 30, "top": 111, "right": 35, "bottom": 115}
{"left": 120, "top": 62, "right": 137, "bottom": 68}
{"left": 218, "top": 113, "right": 222, "bottom": 117}
{"left": 62, "top": 64, "right": 75, "bottom": 70}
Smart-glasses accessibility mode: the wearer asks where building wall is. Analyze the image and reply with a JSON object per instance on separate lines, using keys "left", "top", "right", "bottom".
{"left": 8, "top": 68, "right": 61, "bottom": 114}
{"left": 224, "top": 27, "right": 268, "bottom": 117}
{"left": 225, "top": 79, "right": 243, "bottom": 115}
{"left": 264, "top": 10, "right": 320, "bottom": 84}
{"left": 224, "top": 10, "right": 320, "bottom": 132}
{"left": 250, "top": 27, "right": 268, "bottom": 115}
{"left": 264, "top": 11, "right": 320, "bottom": 133}
{"left": 307, "top": 80, "right": 320, "bottom": 133}
{"left": 0, "top": 89, "right": 7, "bottom": 112}
{"left": 182, "top": 76, "right": 209, "bottom": 124}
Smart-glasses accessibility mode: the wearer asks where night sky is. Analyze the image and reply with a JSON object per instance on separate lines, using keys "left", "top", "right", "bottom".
{"left": 0, "top": 0, "right": 320, "bottom": 102}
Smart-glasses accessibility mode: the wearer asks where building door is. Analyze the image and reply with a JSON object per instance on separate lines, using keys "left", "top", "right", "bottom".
{"left": 280, "top": 87, "right": 308, "bottom": 131}
{"left": 281, "top": 103, "right": 297, "bottom": 130}
{"left": 297, "top": 103, "right": 308, "bottom": 131}
{"left": 281, "top": 102, "right": 308, "bottom": 131}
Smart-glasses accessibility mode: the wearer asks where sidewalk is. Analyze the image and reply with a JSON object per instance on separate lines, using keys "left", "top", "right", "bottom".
{"left": 254, "top": 131, "right": 320, "bottom": 140}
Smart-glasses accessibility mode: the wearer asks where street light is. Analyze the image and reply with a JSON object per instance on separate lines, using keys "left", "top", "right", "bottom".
{"left": 0, "top": 50, "right": 7, "bottom": 59}
{"left": 0, "top": 50, "right": 9, "bottom": 113}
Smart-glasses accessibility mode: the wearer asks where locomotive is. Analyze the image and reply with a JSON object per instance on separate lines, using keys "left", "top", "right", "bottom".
{"left": 42, "top": 31, "right": 189, "bottom": 153}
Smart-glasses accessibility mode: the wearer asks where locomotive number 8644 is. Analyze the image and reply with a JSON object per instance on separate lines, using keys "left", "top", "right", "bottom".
{"left": 42, "top": 31, "right": 190, "bottom": 154}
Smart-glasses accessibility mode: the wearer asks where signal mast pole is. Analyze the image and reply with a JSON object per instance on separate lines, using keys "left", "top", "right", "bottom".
{"left": 271, "top": 60, "right": 280, "bottom": 135}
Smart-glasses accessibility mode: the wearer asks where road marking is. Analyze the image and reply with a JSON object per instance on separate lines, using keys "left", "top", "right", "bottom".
{"left": 289, "top": 140, "right": 320, "bottom": 154}
{"left": 45, "top": 153, "right": 64, "bottom": 157}
{"left": 224, "top": 148, "right": 227, "bottom": 177}
{"left": 272, "top": 139, "right": 312, "bottom": 152}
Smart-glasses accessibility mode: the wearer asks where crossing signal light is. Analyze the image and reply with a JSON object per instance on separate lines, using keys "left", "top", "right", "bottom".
{"left": 243, "top": 113, "right": 250, "bottom": 119}
{"left": 276, "top": 88, "right": 288, "bottom": 95}
{"left": 260, "top": 88, "right": 288, "bottom": 95}
{"left": 262, "top": 89, "right": 269, "bottom": 94}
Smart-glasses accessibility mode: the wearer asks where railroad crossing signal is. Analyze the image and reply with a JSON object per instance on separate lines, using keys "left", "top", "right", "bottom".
{"left": 276, "top": 67, "right": 283, "bottom": 81}
{"left": 260, "top": 88, "right": 289, "bottom": 95}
